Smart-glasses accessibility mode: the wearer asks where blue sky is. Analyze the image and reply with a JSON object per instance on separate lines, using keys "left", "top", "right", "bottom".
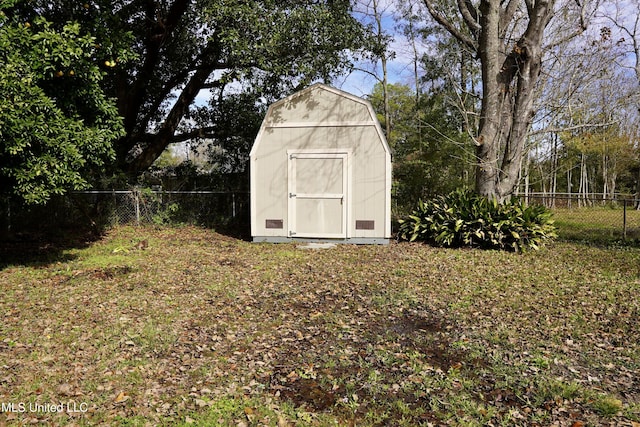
{"left": 332, "top": 0, "right": 422, "bottom": 97}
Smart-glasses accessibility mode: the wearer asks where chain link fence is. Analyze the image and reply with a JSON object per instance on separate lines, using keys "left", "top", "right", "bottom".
{"left": 518, "top": 192, "right": 640, "bottom": 242}
{"left": 2, "top": 190, "right": 639, "bottom": 244}
{"left": 0, "top": 190, "right": 250, "bottom": 237}
{"left": 90, "top": 190, "right": 249, "bottom": 227}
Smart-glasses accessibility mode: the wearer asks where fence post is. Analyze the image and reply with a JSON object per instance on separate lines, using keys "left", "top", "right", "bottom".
{"left": 6, "top": 196, "right": 10, "bottom": 235}
{"left": 232, "top": 193, "right": 236, "bottom": 218}
{"left": 623, "top": 198, "right": 627, "bottom": 241}
{"left": 135, "top": 189, "right": 141, "bottom": 225}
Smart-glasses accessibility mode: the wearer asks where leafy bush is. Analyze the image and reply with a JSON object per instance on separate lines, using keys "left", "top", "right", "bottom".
{"left": 398, "top": 189, "right": 557, "bottom": 251}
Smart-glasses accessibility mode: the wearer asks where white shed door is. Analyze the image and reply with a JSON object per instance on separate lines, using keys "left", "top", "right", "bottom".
{"left": 288, "top": 151, "right": 348, "bottom": 238}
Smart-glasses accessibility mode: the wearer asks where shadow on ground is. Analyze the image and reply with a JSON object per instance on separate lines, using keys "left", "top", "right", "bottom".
{"left": 0, "top": 227, "right": 99, "bottom": 269}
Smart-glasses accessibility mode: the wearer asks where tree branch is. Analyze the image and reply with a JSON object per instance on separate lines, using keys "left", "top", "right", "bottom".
{"left": 499, "top": 0, "right": 521, "bottom": 37}
{"left": 524, "top": 0, "right": 534, "bottom": 15}
{"left": 529, "top": 120, "right": 620, "bottom": 136}
{"left": 575, "top": 0, "right": 588, "bottom": 31}
{"left": 544, "top": 0, "right": 592, "bottom": 50}
{"left": 137, "top": 70, "right": 192, "bottom": 134}
{"left": 422, "top": 0, "right": 478, "bottom": 52}
{"left": 126, "top": 61, "right": 218, "bottom": 173}
{"left": 138, "top": 41, "right": 230, "bottom": 138}
{"left": 172, "top": 127, "right": 218, "bottom": 143}
{"left": 125, "top": 0, "right": 191, "bottom": 131}
{"left": 348, "top": 66, "right": 383, "bottom": 83}
{"left": 457, "top": 0, "right": 481, "bottom": 33}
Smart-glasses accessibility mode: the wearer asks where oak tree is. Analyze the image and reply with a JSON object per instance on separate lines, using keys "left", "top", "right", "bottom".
{"left": 422, "top": 0, "right": 595, "bottom": 200}
{"left": 49, "top": 0, "right": 372, "bottom": 177}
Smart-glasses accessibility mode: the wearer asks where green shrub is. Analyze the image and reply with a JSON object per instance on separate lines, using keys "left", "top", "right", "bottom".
{"left": 397, "top": 189, "right": 557, "bottom": 251}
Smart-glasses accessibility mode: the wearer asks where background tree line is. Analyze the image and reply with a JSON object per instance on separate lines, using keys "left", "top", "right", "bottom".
{"left": 1, "top": 0, "right": 639, "bottom": 214}
{"left": 359, "top": 0, "right": 639, "bottom": 212}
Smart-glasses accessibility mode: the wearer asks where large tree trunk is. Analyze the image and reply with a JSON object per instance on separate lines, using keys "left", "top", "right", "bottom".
{"left": 423, "top": 0, "right": 567, "bottom": 201}
{"left": 124, "top": 63, "right": 217, "bottom": 174}
{"left": 113, "top": 0, "right": 191, "bottom": 169}
{"left": 475, "top": 0, "right": 555, "bottom": 201}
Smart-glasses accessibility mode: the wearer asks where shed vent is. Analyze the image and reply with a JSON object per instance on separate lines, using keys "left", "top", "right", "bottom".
{"left": 356, "top": 220, "right": 375, "bottom": 230}
{"left": 265, "top": 219, "right": 283, "bottom": 229}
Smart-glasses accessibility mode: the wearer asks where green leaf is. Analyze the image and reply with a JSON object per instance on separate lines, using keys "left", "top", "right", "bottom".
{"left": 397, "top": 189, "right": 556, "bottom": 251}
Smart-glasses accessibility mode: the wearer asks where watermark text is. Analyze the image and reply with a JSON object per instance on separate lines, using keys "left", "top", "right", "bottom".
{"left": 1, "top": 401, "right": 88, "bottom": 414}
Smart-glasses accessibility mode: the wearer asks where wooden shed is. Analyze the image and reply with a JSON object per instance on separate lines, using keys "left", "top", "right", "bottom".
{"left": 250, "top": 83, "right": 391, "bottom": 244}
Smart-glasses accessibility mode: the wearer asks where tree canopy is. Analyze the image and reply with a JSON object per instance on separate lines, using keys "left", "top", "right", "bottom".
{"left": 368, "top": 82, "right": 473, "bottom": 214}
{"left": 0, "top": 1, "right": 124, "bottom": 204}
{"left": 86, "top": 0, "right": 372, "bottom": 176}
{"left": 1, "top": 0, "right": 374, "bottom": 203}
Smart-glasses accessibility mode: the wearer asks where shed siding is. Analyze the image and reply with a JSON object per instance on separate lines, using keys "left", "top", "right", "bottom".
{"left": 265, "top": 89, "right": 371, "bottom": 126}
{"left": 251, "top": 84, "right": 391, "bottom": 242}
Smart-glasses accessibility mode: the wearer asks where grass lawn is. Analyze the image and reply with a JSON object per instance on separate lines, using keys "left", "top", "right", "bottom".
{"left": 1, "top": 225, "right": 639, "bottom": 426}
{"left": 553, "top": 207, "right": 640, "bottom": 243}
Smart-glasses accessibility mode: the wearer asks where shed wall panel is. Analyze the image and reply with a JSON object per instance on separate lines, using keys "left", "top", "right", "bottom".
{"left": 251, "top": 84, "right": 391, "bottom": 242}
{"left": 265, "top": 90, "right": 371, "bottom": 126}
{"left": 252, "top": 125, "right": 388, "bottom": 237}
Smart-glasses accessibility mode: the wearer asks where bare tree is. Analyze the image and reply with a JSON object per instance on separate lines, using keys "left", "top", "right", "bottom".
{"left": 602, "top": 0, "right": 640, "bottom": 203}
{"left": 349, "top": 0, "right": 395, "bottom": 138}
{"left": 422, "top": 0, "right": 595, "bottom": 200}
{"left": 600, "top": 0, "right": 640, "bottom": 148}
{"left": 603, "top": 0, "right": 640, "bottom": 91}
{"left": 395, "top": 1, "right": 423, "bottom": 103}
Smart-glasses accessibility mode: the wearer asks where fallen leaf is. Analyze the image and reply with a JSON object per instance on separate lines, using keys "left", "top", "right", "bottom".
{"left": 114, "top": 391, "right": 129, "bottom": 403}
{"left": 58, "top": 383, "right": 73, "bottom": 396}
{"left": 277, "top": 415, "right": 289, "bottom": 427}
{"left": 244, "top": 406, "right": 255, "bottom": 422}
